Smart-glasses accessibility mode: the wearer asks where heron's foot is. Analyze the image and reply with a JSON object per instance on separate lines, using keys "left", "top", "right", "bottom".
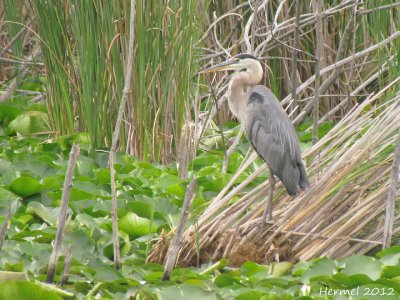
{"left": 261, "top": 206, "right": 273, "bottom": 223}
{"left": 260, "top": 215, "right": 274, "bottom": 227}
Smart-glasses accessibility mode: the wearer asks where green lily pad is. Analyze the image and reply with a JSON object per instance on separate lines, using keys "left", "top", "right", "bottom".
{"left": 0, "top": 103, "right": 21, "bottom": 122}
{"left": 343, "top": 255, "right": 383, "bottom": 281}
{"left": 0, "top": 187, "right": 19, "bottom": 202}
{"left": 8, "top": 111, "right": 49, "bottom": 135}
{"left": 10, "top": 176, "right": 42, "bottom": 197}
{"left": 270, "top": 262, "right": 293, "bottom": 277}
{"left": 0, "top": 280, "right": 67, "bottom": 300}
{"left": 26, "top": 201, "right": 58, "bottom": 225}
{"left": 240, "top": 261, "right": 269, "bottom": 276}
{"left": 302, "top": 257, "right": 337, "bottom": 282}
{"left": 118, "top": 212, "right": 156, "bottom": 238}
{"left": 94, "top": 267, "right": 123, "bottom": 282}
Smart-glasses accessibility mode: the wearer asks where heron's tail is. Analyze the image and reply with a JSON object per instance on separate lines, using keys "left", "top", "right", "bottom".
{"left": 279, "top": 160, "right": 309, "bottom": 196}
{"left": 298, "top": 161, "right": 309, "bottom": 190}
{"left": 280, "top": 163, "right": 299, "bottom": 196}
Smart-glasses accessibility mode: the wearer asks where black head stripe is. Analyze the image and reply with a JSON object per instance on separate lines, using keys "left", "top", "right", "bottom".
{"left": 233, "top": 53, "right": 259, "bottom": 60}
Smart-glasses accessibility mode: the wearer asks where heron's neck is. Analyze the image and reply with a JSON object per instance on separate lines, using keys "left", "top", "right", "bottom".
{"left": 228, "top": 80, "right": 250, "bottom": 121}
{"left": 228, "top": 63, "right": 263, "bottom": 121}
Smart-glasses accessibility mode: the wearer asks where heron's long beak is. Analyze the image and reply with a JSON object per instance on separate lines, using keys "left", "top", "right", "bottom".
{"left": 199, "top": 60, "right": 241, "bottom": 74}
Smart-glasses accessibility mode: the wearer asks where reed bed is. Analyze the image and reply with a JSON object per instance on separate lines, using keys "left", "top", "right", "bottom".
{"left": 1, "top": 0, "right": 399, "bottom": 265}
{"left": 148, "top": 0, "right": 400, "bottom": 265}
{"left": 149, "top": 84, "right": 400, "bottom": 265}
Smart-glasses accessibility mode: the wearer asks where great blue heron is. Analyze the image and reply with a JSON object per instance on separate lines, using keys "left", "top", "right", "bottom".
{"left": 200, "top": 53, "right": 309, "bottom": 222}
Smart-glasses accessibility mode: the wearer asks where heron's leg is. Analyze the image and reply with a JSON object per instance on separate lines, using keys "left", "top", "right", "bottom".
{"left": 262, "top": 167, "right": 275, "bottom": 223}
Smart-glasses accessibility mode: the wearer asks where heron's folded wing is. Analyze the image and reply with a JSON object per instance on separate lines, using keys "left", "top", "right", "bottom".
{"left": 246, "top": 113, "right": 288, "bottom": 174}
{"left": 245, "top": 87, "right": 299, "bottom": 168}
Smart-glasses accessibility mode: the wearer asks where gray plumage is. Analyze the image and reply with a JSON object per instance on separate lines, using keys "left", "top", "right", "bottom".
{"left": 245, "top": 86, "right": 309, "bottom": 195}
{"left": 200, "top": 54, "right": 309, "bottom": 221}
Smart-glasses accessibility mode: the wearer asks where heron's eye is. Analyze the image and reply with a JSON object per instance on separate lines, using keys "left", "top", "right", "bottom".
{"left": 240, "top": 68, "right": 246, "bottom": 72}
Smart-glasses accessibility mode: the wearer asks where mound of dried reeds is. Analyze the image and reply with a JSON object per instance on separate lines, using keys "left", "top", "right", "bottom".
{"left": 149, "top": 85, "right": 400, "bottom": 266}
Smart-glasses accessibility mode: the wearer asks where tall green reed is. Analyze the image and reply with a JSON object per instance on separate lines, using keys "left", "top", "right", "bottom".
{"left": 4, "top": 0, "right": 23, "bottom": 59}
{"left": 31, "top": 1, "right": 75, "bottom": 135}
{"left": 133, "top": 0, "right": 200, "bottom": 163}
{"left": 31, "top": 1, "right": 127, "bottom": 146}
{"left": 31, "top": 0, "right": 201, "bottom": 163}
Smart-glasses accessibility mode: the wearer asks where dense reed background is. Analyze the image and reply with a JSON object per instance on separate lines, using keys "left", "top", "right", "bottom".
{"left": 1, "top": 0, "right": 399, "bottom": 161}
{"left": 1, "top": 0, "right": 400, "bottom": 265}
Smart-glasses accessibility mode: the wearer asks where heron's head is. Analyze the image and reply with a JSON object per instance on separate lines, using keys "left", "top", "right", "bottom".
{"left": 200, "top": 54, "right": 263, "bottom": 84}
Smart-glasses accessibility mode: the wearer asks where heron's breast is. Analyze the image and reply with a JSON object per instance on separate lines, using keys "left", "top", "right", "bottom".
{"left": 227, "top": 86, "right": 249, "bottom": 122}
